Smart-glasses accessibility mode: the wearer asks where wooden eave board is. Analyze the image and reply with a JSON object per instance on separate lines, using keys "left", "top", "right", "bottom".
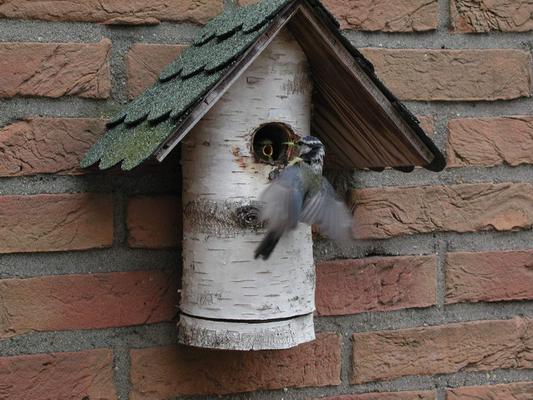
{"left": 288, "top": 4, "right": 439, "bottom": 170}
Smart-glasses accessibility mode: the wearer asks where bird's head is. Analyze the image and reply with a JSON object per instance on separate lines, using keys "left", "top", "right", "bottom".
{"left": 258, "top": 139, "right": 274, "bottom": 160}
{"left": 296, "top": 136, "right": 325, "bottom": 173}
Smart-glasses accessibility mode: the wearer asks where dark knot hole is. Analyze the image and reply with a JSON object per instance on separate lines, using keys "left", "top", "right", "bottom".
{"left": 235, "top": 205, "right": 262, "bottom": 229}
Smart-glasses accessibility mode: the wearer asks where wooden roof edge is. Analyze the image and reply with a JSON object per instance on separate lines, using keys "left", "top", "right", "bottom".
{"left": 154, "top": 0, "right": 445, "bottom": 172}
{"left": 300, "top": 0, "right": 445, "bottom": 171}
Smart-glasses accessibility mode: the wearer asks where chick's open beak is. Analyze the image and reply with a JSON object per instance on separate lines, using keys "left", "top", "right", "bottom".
{"left": 262, "top": 144, "right": 274, "bottom": 158}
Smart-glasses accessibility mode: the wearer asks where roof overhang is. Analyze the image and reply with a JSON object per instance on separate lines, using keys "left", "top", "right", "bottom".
{"left": 81, "top": 0, "right": 445, "bottom": 172}
{"left": 153, "top": 0, "right": 302, "bottom": 163}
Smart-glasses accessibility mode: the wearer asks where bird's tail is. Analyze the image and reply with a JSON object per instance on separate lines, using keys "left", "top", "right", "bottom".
{"left": 254, "top": 231, "right": 281, "bottom": 260}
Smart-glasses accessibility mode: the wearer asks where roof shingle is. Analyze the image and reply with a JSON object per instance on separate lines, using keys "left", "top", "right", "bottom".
{"left": 82, "top": 0, "right": 293, "bottom": 170}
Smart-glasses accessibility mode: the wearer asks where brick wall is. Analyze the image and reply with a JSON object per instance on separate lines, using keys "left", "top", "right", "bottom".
{"left": 0, "top": 1, "right": 532, "bottom": 399}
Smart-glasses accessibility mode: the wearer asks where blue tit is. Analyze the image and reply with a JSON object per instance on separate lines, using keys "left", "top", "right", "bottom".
{"left": 254, "top": 136, "right": 352, "bottom": 260}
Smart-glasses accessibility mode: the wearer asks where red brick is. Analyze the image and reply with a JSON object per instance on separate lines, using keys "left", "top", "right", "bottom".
{"left": 352, "top": 318, "right": 533, "bottom": 384}
{"left": 322, "top": 0, "right": 438, "bottom": 31}
{"left": 239, "top": 0, "right": 438, "bottom": 31}
{"left": 0, "top": 193, "right": 113, "bottom": 253}
{"left": 451, "top": 0, "right": 533, "bottom": 33}
{"left": 127, "top": 43, "right": 186, "bottom": 98}
{"left": 361, "top": 48, "right": 532, "bottom": 101}
{"left": 127, "top": 196, "right": 180, "bottom": 249}
{"left": 0, "top": 118, "right": 105, "bottom": 177}
{"left": 0, "top": 39, "right": 111, "bottom": 99}
{"left": 0, "top": 0, "right": 223, "bottom": 25}
{"left": 352, "top": 183, "right": 533, "bottom": 239}
{"left": 320, "top": 392, "right": 435, "bottom": 400}
{"left": 0, "top": 349, "right": 117, "bottom": 400}
{"left": 446, "top": 250, "right": 533, "bottom": 304}
{"left": 130, "top": 332, "right": 341, "bottom": 398}
{"left": 447, "top": 382, "right": 533, "bottom": 400}
{"left": 447, "top": 117, "right": 533, "bottom": 168}
{"left": 316, "top": 256, "right": 436, "bottom": 316}
{"left": 0, "top": 270, "right": 177, "bottom": 339}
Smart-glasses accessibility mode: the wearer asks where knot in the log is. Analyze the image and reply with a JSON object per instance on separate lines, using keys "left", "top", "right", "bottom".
{"left": 183, "top": 199, "right": 264, "bottom": 234}
{"left": 234, "top": 205, "right": 262, "bottom": 229}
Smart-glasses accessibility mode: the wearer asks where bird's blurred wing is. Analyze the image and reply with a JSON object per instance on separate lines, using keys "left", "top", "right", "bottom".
{"left": 259, "top": 167, "right": 303, "bottom": 233}
{"left": 300, "top": 179, "right": 352, "bottom": 242}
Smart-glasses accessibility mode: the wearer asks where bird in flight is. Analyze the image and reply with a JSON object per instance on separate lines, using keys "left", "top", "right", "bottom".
{"left": 255, "top": 135, "right": 352, "bottom": 260}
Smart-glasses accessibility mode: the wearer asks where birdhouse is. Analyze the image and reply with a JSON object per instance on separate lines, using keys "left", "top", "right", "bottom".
{"left": 82, "top": 0, "right": 445, "bottom": 351}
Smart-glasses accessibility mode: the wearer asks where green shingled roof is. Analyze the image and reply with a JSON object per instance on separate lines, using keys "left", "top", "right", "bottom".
{"left": 82, "top": 0, "right": 294, "bottom": 170}
{"left": 82, "top": 0, "right": 445, "bottom": 172}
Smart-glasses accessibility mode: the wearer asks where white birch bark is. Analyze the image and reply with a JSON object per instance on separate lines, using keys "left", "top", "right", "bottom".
{"left": 179, "top": 27, "right": 315, "bottom": 350}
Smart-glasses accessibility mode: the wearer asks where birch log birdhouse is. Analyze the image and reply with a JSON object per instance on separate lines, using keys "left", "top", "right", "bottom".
{"left": 179, "top": 29, "right": 316, "bottom": 349}
{"left": 81, "top": 0, "right": 445, "bottom": 351}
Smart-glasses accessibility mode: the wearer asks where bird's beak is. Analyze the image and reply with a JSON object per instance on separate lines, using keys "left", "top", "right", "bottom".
{"left": 288, "top": 156, "right": 303, "bottom": 166}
